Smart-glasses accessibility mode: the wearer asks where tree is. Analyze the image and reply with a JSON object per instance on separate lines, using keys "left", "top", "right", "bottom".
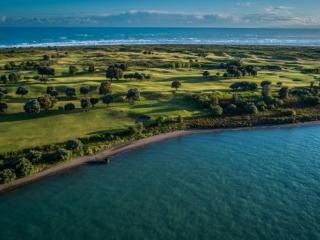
{"left": 69, "top": 65, "right": 78, "bottom": 75}
{"left": 0, "top": 75, "right": 8, "bottom": 84}
{"left": 43, "top": 55, "right": 50, "bottom": 61}
{"left": 90, "top": 97, "right": 99, "bottom": 107}
{"left": 127, "top": 88, "right": 140, "bottom": 103}
{"left": 171, "top": 80, "right": 181, "bottom": 91}
{"left": 65, "top": 87, "right": 76, "bottom": 99}
{"left": 211, "top": 105, "right": 223, "bottom": 117}
{"left": 203, "top": 70, "right": 210, "bottom": 79}
{"left": 279, "top": 86, "right": 289, "bottom": 99}
{"left": 37, "top": 94, "right": 57, "bottom": 111}
{"left": 46, "top": 86, "right": 59, "bottom": 97}
{"left": 24, "top": 99, "right": 41, "bottom": 114}
{"left": 88, "top": 64, "right": 95, "bottom": 73}
{"left": 99, "top": 81, "right": 112, "bottom": 95}
{"left": 260, "top": 80, "right": 272, "bottom": 87}
{"left": 106, "top": 66, "right": 123, "bottom": 81}
{"left": 0, "top": 102, "right": 8, "bottom": 112}
{"left": 8, "top": 72, "right": 20, "bottom": 83}
{"left": 15, "top": 158, "right": 33, "bottom": 177}
{"left": 80, "top": 86, "right": 90, "bottom": 95}
{"left": 64, "top": 103, "right": 76, "bottom": 111}
{"left": 102, "top": 95, "right": 113, "bottom": 107}
{"left": 16, "top": 86, "right": 28, "bottom": 97}
{"left": 80, "top": 98, "right": 90, "bottom": 110}
{"left": 0, "top": 87, "right": 8, "bottom": 100}
{"left": 0, "top": 169, "right": 16, "bottom": 184}
{"left": 262, "top": 84, "right": 271, "bottom": 98}
{"left": 230, "top": 82, "right": 258, "bottom": 91}
{"left": 38, "top": 66, "right": 55, "bottom": 78}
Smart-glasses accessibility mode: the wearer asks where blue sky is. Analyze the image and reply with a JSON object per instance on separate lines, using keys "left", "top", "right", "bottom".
{"left": 0, "top": 0, "right": 320, "bottom": 27}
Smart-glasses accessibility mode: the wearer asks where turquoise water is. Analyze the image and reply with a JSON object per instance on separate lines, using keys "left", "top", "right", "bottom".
{"left": 1, "top": 126, "right": 320, "bottom": 240}
{"left": 1, "top": 28, "right": 320, "bottom": 47}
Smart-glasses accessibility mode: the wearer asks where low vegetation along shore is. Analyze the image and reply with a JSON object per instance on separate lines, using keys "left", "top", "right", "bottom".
{"left": 1, "top": 44, "right": 320, "bottom": 188}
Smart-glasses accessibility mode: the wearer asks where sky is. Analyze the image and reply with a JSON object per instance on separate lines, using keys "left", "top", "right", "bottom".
{"left": 0, "top": 0, "right": 320, "bottom": 27}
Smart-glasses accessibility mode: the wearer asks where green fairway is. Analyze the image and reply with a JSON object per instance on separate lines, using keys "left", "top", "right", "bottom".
{"left": 0, "top": 45, "right": 319, "bottom": 152}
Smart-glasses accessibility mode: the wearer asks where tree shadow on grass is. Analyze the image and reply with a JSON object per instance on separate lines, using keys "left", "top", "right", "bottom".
{"left": 0, "top": 109, "right": 84, "bottom": 123}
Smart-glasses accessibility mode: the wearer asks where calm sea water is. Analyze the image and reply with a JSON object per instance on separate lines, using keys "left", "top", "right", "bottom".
{"left": 1, "top": 28, "right": 320, "bottom": 48}
{"left": 0, "top": 125, "right": 320, "bottom": 240}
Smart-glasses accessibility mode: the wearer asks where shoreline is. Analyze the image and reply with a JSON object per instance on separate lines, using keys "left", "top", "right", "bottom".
{"left": 1, "top": 120, "right": 320, "bottom": 194}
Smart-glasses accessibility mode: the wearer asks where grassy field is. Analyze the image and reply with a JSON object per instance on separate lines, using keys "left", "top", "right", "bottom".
{"left": 0, "top": 45, "right": 319, "bottom": 153}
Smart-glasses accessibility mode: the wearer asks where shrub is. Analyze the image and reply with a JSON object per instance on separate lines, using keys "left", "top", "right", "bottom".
{"left": 26, "top": 150, "right": 42, "bottom": 163}
{"left": 225, "top": 104, "right": 237, "bottom": 115}
{"left": 302, "top": 96, "right": 320, "bottom": 106}
{"left": 279, "top": 86, "right": 289, "bottom": 99}
{"left": 65, "top": 139, "right": 83, "bottom": 151}
{"left": 0, "top": 102, "right": 8, "bottom": 112}
{"left": 64, "top": 103, "right": 76, "bottom": 111}
{"left": 15, "top": 158, "right": 33, "bottom": 177}
{"left": 177, "top": 115, "right": 184, "bottom": 123}
{"left": 255, "top": 101, "right": 267, "bottom": 111}
{"left": 69, "top": 65, "right": 78, "bottom": 75}
{"left": 281, "top": 109, "right": 296, "bottom": 117}
{"left": 272, "top": 98, "right": 284, "bottom": 107}
{"left": 0, "top": 169, "right": 16, "bottom": 184}
{"left": 244, "top": 103, "right": 258, "bottom": 115}
{"left": 54, "top": 148, "right": 72, "bottom": 161}
{"left": 211, "top": 105, "right": 223, "bottom": 117}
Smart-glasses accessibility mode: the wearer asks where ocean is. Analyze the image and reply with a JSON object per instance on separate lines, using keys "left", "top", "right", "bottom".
{"left": 1, "top": 27, "right": 320, "bottom": 48}
{"left": 1, "top": 125, "right": 320, "bottom": 239}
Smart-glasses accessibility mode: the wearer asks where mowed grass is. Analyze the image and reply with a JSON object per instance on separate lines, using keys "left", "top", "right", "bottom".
{"left": 0, "top": 45, "right": 319, "bottom": 152}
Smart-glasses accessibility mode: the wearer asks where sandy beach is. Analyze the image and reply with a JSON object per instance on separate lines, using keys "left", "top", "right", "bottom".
{"left": 1, "top": 121, "right": 319, "bottom": 193}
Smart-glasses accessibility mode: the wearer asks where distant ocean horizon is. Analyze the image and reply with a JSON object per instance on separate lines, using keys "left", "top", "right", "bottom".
{"left": 1, "top": 27, "right": 320, "bottom": 48}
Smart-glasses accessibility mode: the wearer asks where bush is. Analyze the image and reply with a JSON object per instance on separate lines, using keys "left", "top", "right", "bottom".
{"left": 65, "top": 139, "right": 83, "bottom": 151}
{"left": 244, "top": 103, "right": 258, "bottom": 115}
{"left": 0, "top": 102, "right": 8, "bottom": 112}
{"left": 302, "top": 96, "right": 320, "bottom": 106}
{"left": 64, "top": 103, "right": 76, "bottom": 111}
{"left": 15, "top": 158, "right": 33, "bottom": 177}
{"left": 26, "top": 150, "right": 42, "bottom": 163}
{"left": 255, "top": 101, "right": 267, "bottom": 111}
{"left": 225, "top": 104, "right": 237, "bottom": 115}
{"left": 281, "top": 109, "right": 296, "bottom": 117}
{"left": 0, "top": 169, "right": 16, "bottom": 184}
{"left": 54, "top": 148, "right": 72, "bottom": 161}
{"left": 211, "top": 105, "right": 223, "bottom": 117}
